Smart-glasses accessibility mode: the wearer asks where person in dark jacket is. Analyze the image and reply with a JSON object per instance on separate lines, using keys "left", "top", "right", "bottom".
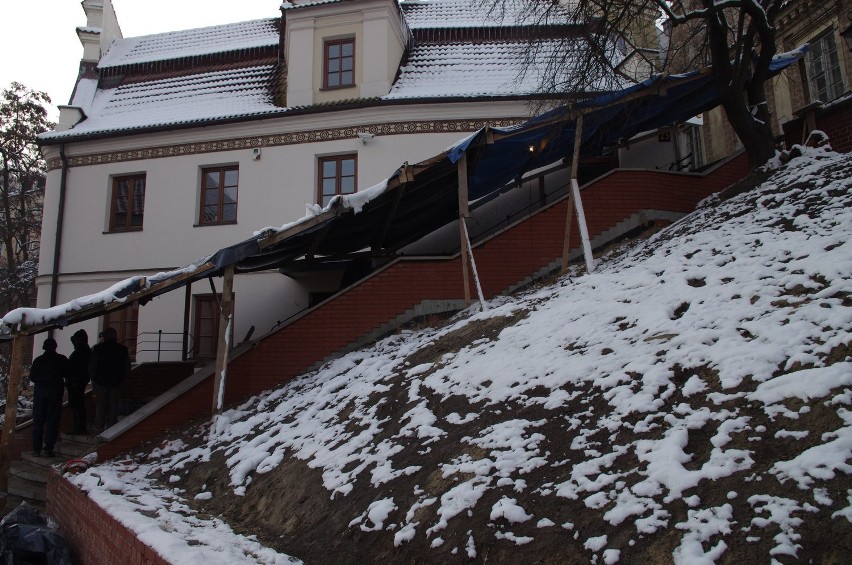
{"left": 29, "top": 338, "right": 68, "bottom": 457}
{"left": 89, "top": 326, "right": 131, "bottom": 432}
{"left": 67, "top": 329, "right": 91, "bottom": 435}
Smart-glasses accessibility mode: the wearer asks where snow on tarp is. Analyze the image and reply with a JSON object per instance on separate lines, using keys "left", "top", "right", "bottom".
{"left": 1, "top": 48, "right": 808, "bottom": 334}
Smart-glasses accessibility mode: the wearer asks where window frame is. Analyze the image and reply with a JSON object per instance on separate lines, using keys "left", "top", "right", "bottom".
{"left": 805, "top": 30, "right": 845, "bottom": 104}
{"left": 108, "top": 174, "right": 146, "bottom": 232}
{"left": 199, "top": 165, "right": 239, "bottom": 226}
{"left": 318, "top": 154, "right": 358, "bottom": 207}
{"left": 323, "top": 38, "right": 355, "bottom": 90}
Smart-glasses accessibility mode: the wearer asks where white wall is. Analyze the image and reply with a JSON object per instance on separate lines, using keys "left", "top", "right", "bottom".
{"left": 37, "top": 101, "right": 533, "bottom": 361}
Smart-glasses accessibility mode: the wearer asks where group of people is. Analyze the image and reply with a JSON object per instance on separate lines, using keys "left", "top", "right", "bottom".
{"left": 29, "top": 327, "right": 130, "bottom": 457}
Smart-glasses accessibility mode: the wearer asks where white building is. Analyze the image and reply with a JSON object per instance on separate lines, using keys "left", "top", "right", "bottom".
{"left": 36, "top": 0, "right": 634, "bottom": 363}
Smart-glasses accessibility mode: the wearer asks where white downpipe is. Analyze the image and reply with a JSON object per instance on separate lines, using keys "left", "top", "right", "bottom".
{"left": 571, "top": 178, "right": 595, "bottom": 273}
{"left": 461, "top": 219, "right": 488, "bottom": 311}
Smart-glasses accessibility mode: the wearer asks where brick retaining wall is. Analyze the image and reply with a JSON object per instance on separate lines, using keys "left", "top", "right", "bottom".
{"left": 48, "top": 470, "right": 169, "bottom": 564}
{"left": 782, "top": 97, "right": 852, "bottom": 153}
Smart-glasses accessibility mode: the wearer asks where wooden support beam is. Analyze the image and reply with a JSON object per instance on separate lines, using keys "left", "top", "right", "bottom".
{"left": 562, "top": 114, "right": 584, "bottom": 274}
{"left": 461, "top": 219, "right": 488, "bottom": 311}
{"left": 212, "top": 265, "right": 235, "bottom": 414}
{"left": 258, "top": 200, "right": 347, "bottom": 250}
{"left": 182, "top": 284, "right": 191, "bottom": 361}
{"left": 0, "top": 335, "right": 27, "bottom": 492}
{"left": 457, "top": 153, "right": 472, "bottom": 306}
{"left": 306, "top": 222, "right": 334, "bottom": 260}
{"left": 375, "top": 182, "right": 407, "bottom": 250}
{"left": 560, "top": 114, "right": 596, "bottom": 274}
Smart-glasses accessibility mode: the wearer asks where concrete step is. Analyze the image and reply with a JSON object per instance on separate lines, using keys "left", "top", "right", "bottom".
{"left": 60, "top": 431, "right": 99, "bottom": 446}
{"left": 54, "top": 437, "right": 99, "bottom": 460}
{"left": 20, "top": 451, "right": 71, "bottom": 465}
{"left": 7, "top": 475, "right": 46, "bottom": 503}
{"left": 9, "top": 461, "right": 49, "bottom": 484}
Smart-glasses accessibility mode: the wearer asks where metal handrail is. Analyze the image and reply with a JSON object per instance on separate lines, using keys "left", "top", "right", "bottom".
{"left": 134, "top": 330, "right": 194, "bottom": 362}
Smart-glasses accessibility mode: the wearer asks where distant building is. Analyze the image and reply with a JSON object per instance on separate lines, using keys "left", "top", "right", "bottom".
{"left": 701, "top": 0, "right": 852, "bottom": 162}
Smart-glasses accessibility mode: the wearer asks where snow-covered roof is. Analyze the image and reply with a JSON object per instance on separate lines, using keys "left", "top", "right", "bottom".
{"left": 40, "top": 1, "right": 589, "bottom": 142}
{"left": 43, "top": 64, "right": 282, "bottom": 139}
{"left": 98, "top": 18, "right": 279, "bottom": 69}
{"left": 400, "top": 0, "right": 568, "bottom": 29}
{"left": 386, "top": 39, "right": 602, "bottom": 100}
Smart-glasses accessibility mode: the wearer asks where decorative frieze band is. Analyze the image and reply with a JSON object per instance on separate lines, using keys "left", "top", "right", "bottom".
{"left": 46, "top": 118, "right": 524, "bottom": 171}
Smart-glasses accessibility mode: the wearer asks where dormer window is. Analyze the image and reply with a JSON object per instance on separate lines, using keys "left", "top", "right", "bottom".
{"left": 324, "top": 38, "right": 355, "bottom": 89}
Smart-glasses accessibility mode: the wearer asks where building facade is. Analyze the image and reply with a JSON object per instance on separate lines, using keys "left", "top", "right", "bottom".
{"left": 37, "top": 0, "right": 617, "bottom": 363}
{"left": 701, "top": 0, "right": 852, "bottom": 162}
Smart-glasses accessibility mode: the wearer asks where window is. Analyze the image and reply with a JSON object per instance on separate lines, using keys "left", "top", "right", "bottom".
{"left": 200, "top": 166, "right": 238, "bottom": 225}
{"left": 806, "top": 32, "right": 845, "bottom": 103}
{"left": 103, "top": 303, "right": 139, "bottom": 361}
{"left": 318, "top": 155, "right": 357, "bottom": 207}
{"left": 323, "top": 38, "right": 355, "bottom": 89}
{"left": 109, "top": 174, "right": 145, "bottom": 231}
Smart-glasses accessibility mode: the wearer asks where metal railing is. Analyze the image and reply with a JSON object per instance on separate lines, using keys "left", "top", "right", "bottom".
{"left": 134, "top": 330, "right": 195, "bottom": 362}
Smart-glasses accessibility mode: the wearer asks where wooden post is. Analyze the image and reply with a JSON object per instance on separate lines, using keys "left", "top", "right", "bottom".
{"left": 561, "top": 114, "right": 584, "bottom": 274}
{"left": 461, "top": 219, "right": 488, "bottom": 311}
{"left": 0, "top": 335, "right": 27, "bottom": 492}
{"left": 212, "top": 265, "right": 235, "bottom": 414}
{"left": 182, "top": 284, "right": 191, "bottom": 361}
{"left": 457, "top": 153, "right": 472, "bottom": 306}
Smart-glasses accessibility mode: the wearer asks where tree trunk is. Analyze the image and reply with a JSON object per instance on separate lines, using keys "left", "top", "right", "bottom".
{"left": 719, "top": 89, "right": 777, "bottom": 169}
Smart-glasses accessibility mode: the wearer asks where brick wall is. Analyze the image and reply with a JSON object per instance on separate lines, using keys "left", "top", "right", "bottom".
{"left": 47, "top": 470, "right": 169, "bottom": 565}
{"left": 94, "top": 153, "right": 748, "bottom": 459}
{"left": 782, "top": 98, "right": 852, "bottom": 153}
{"left": 224, "top": 155, "right": 748, "bottom": 402}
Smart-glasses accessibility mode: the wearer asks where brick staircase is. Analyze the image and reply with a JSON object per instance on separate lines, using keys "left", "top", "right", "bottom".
{"left": 4, "top": 432, "right": 98, "bottom": 514}
{"left": 89, "top": 152, "right": 749, "bottom": 461}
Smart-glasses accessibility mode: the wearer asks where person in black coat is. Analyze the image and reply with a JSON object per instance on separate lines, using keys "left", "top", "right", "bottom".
{"left": 29, "top": 338, "right": 68, "bottom": 457}
{"left": 89, "top": 326, "right": 131, "bottom": 432}
{"left": 67, "top": 329, "right": 91, "bottom": 435}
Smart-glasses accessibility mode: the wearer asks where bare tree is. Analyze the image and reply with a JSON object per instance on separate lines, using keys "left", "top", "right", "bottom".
{"left": 485, "top": 0, "right": 806, "bottom": 169}
{"left": 0, "top": 82, "right": 51, "bottom": 316}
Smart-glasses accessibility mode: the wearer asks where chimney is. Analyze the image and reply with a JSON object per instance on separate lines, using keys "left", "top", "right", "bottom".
{"left": 78, "top": 0, "right": 123, "bottom": 63}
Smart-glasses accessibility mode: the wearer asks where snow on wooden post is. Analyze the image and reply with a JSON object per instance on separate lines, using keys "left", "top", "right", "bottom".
{"left": 212, "top": 265, "right": 235, "bottom": 414}
{"left": 461, "top": 219, "right": 488, "bottom": 311}
{"left": 0, "top": 335, "right": 27, "bottom": 492}
{"left": 561, "top": 114, "right": 596, "bottom": 274}
{"left": 457, "top": 152, "right": 472, "bottom": 306}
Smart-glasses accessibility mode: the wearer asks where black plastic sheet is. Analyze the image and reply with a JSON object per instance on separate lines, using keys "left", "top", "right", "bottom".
{"left": 0, "top": 502, "right": 71, "bottom": 565}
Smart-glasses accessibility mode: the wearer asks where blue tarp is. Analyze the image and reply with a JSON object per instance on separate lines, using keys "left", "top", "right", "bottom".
{"left": 451, "top": 45, "right": 808, "bottom": 199}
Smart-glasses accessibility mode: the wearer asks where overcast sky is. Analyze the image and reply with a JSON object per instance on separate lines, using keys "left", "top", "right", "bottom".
{"left": 1, "top": 0, "right": 279, "bottom": 121}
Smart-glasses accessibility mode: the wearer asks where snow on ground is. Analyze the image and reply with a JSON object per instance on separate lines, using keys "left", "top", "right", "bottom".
{"left": 70, "top": 450, "right": 301, "bottom": 564}
{"left": 67, "top": 147, "right": 851, "bottom": 562}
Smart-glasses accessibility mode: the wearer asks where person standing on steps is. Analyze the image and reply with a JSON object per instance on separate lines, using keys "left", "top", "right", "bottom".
{"left": 67, "top": 329, "right": 92, "bottom": 435}
{"left": 89, "top": 326, "right": 131, "bottom": 432}
{"left": 29, "top": 337, "right": 68, "bottom": 457}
